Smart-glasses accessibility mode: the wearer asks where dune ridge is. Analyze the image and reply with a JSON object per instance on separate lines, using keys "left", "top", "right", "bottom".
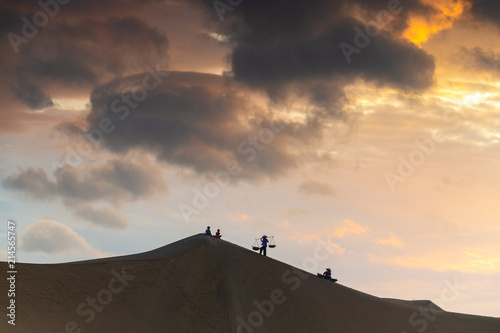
{"left": 1, "top": 234, "right": 499, "bottom": 332}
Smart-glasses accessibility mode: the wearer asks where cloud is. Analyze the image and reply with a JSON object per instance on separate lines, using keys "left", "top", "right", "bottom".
{"left": 194, "top": 0, "right": 436, "bottom": 115}
{"left": 8, "top": 16, "right": 168, "bottom": 107}
{"left": 287, "top": 231, "right": 347, "bottom": 253}
{"left": 332, "top": 219, "right": 369, "bottom": 238}
{"left": 374, "top": 232, "right": 405, "bottom": 248}
{"left": 329, "top": 243, "right": 347, "bottom": 255}
{"left": 401, "top": 0, "right": 469, "bottom": 45}
{"left": 84, "top": 71, "right": 318, "bottom": 180}
{"left": 2, "top": 157, "right": 167, "bottom": 229}
{"left": 285, "top": 208, "right": 315, "bottom": 220}
{"left": 292, "top": 232, "right": 322, "bottom": 243}
{"left": 368, "top": 249, "right": 500, "bottom": 274}
{"left": 4, "top": 159, "right": 167, "bottom": 204}
{"left": 1, "top": 0, "right": 372, "bottom": 182}
{"left": 2, "top": 167, "right": 58, "bottom": 201}
{"left": 468, "top": 0, "right": 500, "bottom": 28}
{"left": 230, "top": 214, "right": 249, "bottom": 222}
{"left": 229, "top": 20, "right": 435, "bottom": 91}
{"left": 0, "top": 0, "right": 169, "bottom": 133}
{"left": 73, "top": 205, "right": 130, "bottom": 229}
{"left": 11, "top": 77, "right": 55, "bottom": 110}
{"left": 298, "top": 179, "right": 335, "bottom": 197}
{"left": 459, "top": 47, "right": 500, "bottom": 76}
{"left": 288, "top": 218, "right": 368, "bottom": 246}
{"left": 19, "top": 220, "right": 103, "bottom": 256}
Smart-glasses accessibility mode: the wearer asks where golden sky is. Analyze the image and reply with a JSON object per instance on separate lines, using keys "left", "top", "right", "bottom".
{"left": 1, "top": 0, "right": 499, "bottom": 317}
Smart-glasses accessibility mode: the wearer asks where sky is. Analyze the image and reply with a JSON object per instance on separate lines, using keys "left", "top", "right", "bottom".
{"left": 1, "top": 0, "right": 499, "bottom": 318}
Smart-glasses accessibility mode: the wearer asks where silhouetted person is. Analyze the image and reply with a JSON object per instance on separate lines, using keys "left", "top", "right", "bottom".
{"left": 214, "top": 229, "right": 222, "bottom": 238}
{"left": 319, "top": 268, "right": 337, "bottom": 282}
{"left": 205, "top": 226, "right": 212, "bottom": 236}
{"left": 259, "top": 235, "right": 269, "bottom": 256}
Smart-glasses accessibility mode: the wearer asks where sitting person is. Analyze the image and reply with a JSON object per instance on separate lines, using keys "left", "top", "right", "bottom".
{"left": 214, "top": 229, "right": 222, "bottom": 238}
{"left": 205, "top": 226, "right": 212, "bottom": 236}
{"left": 320, "top": 268, "right": 337, "bottom": 282}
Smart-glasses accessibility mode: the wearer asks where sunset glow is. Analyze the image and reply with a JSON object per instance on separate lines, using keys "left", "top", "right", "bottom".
{"left": 1, "top": 0, "right": 499, "bottom": 319}
{"left": 404, "top": 0, "right": 468, "bottom": 45}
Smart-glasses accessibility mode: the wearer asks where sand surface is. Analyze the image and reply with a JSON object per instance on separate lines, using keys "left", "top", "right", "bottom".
{"left": 1, "top": 234, "right": 499, "bottom": 332}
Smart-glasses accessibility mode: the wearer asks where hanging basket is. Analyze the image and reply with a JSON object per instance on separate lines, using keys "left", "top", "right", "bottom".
{"left": 252, "top": 239, "right": 260, "bottom": 251}
{"left": 269, "top": 236, "right": 276, "bottom": 248}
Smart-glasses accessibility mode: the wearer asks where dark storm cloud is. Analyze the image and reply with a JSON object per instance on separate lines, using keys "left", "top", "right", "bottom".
{"left": 460, "top": 47, "right": 500, "bottom": 75}
{"left": 84, "top": 71, "right": 302, "bottom": 180}
{"left": 7, "top": 15, "right": 169, "bottom": 102}
{"left": 11, "top": 76, "right": 55, "bottom": 110}
{"left": 0, "top": 9, "right": 19, "bottom": 34}
{"left": 2, "top": 159, "right": 167, "bottom": 228}
{"left": 468, "top": 0, "right": 500, "bottom": 27}
{"left": 0, "top": 0, "right": 169, "bottom": 133}
{"left": 354, "top": 0, "right": 435, "bottom": 33}
{"left": 2, "top": 0, "right": 438, "bottom": 183}
{"left": 230, "top": 20, "right": 435, "bottom": 91}
{"left": 194, "top": 0, "right": 436, "bottom": 103}
{"left": 24, "top": 56, "right": 98, "bottom": 85}
{"left": 1, "top": 0, "right": 162, "bottom": 16}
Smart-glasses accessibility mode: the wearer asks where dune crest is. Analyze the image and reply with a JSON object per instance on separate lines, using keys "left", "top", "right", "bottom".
{"left": 1, "top": 234, "right": 499, "bottom": 332}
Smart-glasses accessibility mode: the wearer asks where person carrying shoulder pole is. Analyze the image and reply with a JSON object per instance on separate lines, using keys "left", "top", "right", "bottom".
{"left": 259, "top": 235, "right": 269, "bottom": 256}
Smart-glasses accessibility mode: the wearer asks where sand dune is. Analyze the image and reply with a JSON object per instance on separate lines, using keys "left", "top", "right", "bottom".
{"left": 1, "top": 234, "right": 499, "bottom": 332}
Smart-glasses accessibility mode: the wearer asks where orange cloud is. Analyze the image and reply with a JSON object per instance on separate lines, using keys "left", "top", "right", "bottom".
{"left": 287, "top": 231, "right": 347, "bottom": 254}
{"left": 288, "top": 231, "right": 321, "bottom": 243}
{"left": 368, "top": 248, "right": 500, "bottom": 274}
{"left": 403, "top": 0, "right": 469, "bottom": 45}
{"left": 231, "top": 214, "right": 249, "bottom": 222}
{"left": 332, "top": 219, "right": 369, "bottom": 238}
{"left": 328, "top": 243, "right": 347, "bottom": 255}
{"left": 374, "top": 233, "right": 404, "bottom": 248}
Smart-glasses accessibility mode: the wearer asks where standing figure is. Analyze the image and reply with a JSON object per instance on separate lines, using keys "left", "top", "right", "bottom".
{"left": 205, "top": 226, "right": 212, "bottom": 236}
{"left": 215, "top": 229, "right": 222, "bottom": 238}
{"left": 259, "top": 235, "right": 269, "bottom": 256}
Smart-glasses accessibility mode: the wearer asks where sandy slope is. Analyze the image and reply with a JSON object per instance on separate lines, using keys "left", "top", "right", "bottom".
{"left": 1, "top": 234, "right": 499, "bottom": 332}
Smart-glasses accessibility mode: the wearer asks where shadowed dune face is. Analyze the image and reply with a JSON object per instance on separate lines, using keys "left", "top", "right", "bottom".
{"left": 1, "top": 234, "right": 499, "bottom": 333}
